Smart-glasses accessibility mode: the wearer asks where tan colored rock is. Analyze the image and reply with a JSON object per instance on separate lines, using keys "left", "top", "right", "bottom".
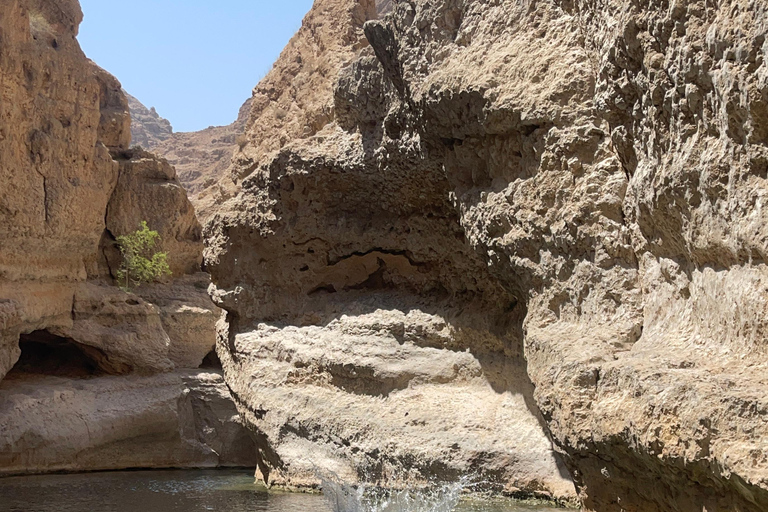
{"left": 127, "top": 0, "right": 388, "bottom": 223}
{"left": 125, "top": 91, "right": 173, "bottom": 149}
{"left": 206, "top": 0, "right": 574, "bottom": 501}
{"left": 220, "top": 303, "right": 574, "bottom": 497}
{"left": 0, "top": 0, "right": 242, "bottom": 479}
{"left": 137, "top": 273, "right": 221, "bottom": 369}
{"left": 0, "top": 370, "right": 259, "bottom": 475}
{"left": 53, "top": 282, "right": 173, "bottom": 374}
{"left": 208, "top": 0, "right": 768, "bottom": 509}
{"left": 127, "top": 93, "right": 253, "bottom": 222}
{"left": 0, "top": 0, "right": 128, "bottom": 380}
{"left": 106, "top": 148, "right": 203, "bottom": 277}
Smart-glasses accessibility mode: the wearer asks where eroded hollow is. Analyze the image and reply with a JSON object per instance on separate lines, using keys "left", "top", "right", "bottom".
{"left": 9, "top": 330, "right": 118, "bottom": 378}
{"left": 200, "top": 349, "right": 223, "bottom": 370}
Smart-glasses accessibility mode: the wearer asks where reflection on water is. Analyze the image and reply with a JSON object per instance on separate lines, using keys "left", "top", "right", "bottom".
{"left": 0, "top": 470, "right": 563, "bottom": 512}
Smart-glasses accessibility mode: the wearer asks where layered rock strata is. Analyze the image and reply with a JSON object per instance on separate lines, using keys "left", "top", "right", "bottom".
{"left": 0, "top": 0, "right": 256, "bottom": 475}
{"left": 207, "top": 0, "right": 575, "bottom": 500}
{"left": 0, "top": 371, "right": 256, "bottom": 476}
{"left": 208, "top": 0, "right": 768, "bottom": 510}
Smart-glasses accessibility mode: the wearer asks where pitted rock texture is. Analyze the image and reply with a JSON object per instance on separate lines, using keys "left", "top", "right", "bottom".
{"left": 208, "top": 0, "right": 768, "bottom": 510}
{"left": 206, "top": 0, "right": 574, "bottom": 500}
{"left": 0, "top": 0, "right": 247, "bottom": 476}
{"left": 0, "top": 0, "right": 128, "bottom": 381}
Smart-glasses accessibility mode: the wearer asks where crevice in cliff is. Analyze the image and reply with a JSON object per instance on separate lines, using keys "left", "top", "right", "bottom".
{"left": 42, "top": 176, "right": 50, "bottom": 224}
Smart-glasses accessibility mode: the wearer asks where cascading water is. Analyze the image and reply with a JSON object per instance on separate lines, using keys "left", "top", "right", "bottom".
{"left": 319, "top": 472, "right": 467, "bottom": 512}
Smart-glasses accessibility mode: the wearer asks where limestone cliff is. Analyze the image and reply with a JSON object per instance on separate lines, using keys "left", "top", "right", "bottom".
{"left": 125, "top": 92, "right": 173, "bottom": 149}
{"left": 0, "top": 0, "right": 256, "bottom": 474}
{"left": 126, "top": 93, "right": 252, "bottom": 221}
{"left": 206, "top": 0, "right": 575, "bottom": 500}
{"left": 207, "top": 0, "right": 768, "bottom": 510}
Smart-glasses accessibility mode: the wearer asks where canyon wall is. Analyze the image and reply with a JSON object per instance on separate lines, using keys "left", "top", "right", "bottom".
{"left": 128, "top": 93, "right": 253, "bottom": 221}
{"left": 0, "top": 0, "right": 256, "bottom": 475}
{"left": 207, "top": 0, "right": 768, "bottom": 510}
{"left": 126, "top": 0, "right": 396, "bottom": 224}
{"left": 206, "top": 0, "right": 576, "bottom": 500}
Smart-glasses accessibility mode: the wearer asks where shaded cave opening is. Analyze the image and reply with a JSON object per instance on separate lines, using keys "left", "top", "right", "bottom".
{"left": 200, "top": 348, "right": 223, "bottom": 370}
{"left": 8, "top": 330, "right": 114, "bottom": 379}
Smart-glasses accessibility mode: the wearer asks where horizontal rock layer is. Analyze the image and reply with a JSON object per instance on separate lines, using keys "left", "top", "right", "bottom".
{"left": 0, "top": 370, "right": 257, "bottom": 475}
{"left": 0, "top": 0, "right": 251, "bottom": 477}
{"left": 208, "top": 0, "right": 768, "bottom": 510}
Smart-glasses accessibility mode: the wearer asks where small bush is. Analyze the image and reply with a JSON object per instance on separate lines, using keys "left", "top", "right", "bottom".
{"left": 116, "top": 221, "right": 172, "bottom": 291}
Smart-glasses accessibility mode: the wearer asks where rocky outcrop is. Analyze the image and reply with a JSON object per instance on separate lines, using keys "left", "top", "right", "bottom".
{"left": 106, "top": 148, "right": 203, "bottom": 277}
{"left": 126, "top": 93, "right": 252, "bottom": 221}
{"left": 126, "top": 0, "right": 390, "bottom": 221}
{"left": 0, "top": 370, "right": 258, "bottom": 475}
{"left": 0, "top": 0, "right": 255, "bottom": 476}
{"left": 206, "top": 0, "right": 574, "bottom": 500}
{"left": 207, "top": 0, "right": 768, "bottom": 510}
{"left": 0, "top": 0, "right": 127, "bottom": 381}
{"left": 125, "top": 92, "right": 173, "bottom": 149}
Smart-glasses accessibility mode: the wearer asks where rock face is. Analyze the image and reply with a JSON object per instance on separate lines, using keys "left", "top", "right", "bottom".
{"left": 0, "top": 0, "right": 256, "bottom": 475}
{"left": 126, "top": 93, "right": 252, "bottom": 221}
{"left": 207, "top": 0, "right": 768, "bottom": 510}
{"left": 106, "top": 148, "right": 204, "bottom": 277}
{"left": 0, "top": 370, "right": 258, "bottom": 475}
{"left": 125, "top": 92, "right": 173, "bottom": 150}
{"left": 126, "top": 0, "right": 389, "bottom": 221}
{"left": 206, "top": 0, "right": 575, "bottom": 500}
{"left": 0, "top": 0, "right": 127, "bottom": 381}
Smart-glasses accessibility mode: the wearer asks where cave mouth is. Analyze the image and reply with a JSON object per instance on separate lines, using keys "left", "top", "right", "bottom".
{"left": 200, "top": 349, "right": 223, "bottom": 370}
{"left": 9, "top": 330, "right": 111, "bottom": 379}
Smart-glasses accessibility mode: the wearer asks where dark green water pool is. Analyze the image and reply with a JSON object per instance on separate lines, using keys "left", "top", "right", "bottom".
{"left": 0, "top": 470, "right": 563, "bottom": 512}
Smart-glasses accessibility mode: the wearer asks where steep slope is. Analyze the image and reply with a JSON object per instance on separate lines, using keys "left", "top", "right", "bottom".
{"left": 207, "top": 0, "right": 768, "bottom": 510}
{"left": 125, "top": 92, "right": 173, "bottom": 149}
{"left": 205, "top": 0, "right": 575, "bottom": 500}
{"left": 125, "top": 93, "right": 252, "bottom": 220}
{"left": 127, "top": 0, "right": 388, "bottom": 220}
{"left": 0, "top": 0, "right": 257, "bottom": 474}
{"left": 151, "top": 99, "right": 252, "bottom": 213}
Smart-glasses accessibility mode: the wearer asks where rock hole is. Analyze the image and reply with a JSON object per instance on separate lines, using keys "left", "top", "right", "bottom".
{"left": 520, "top": 124, "right": 541, "bottom": 136}
{"left": 8, "top": 331, "right": 114, "bottom": 379}
{"left": 200, "top": 349, "right": 223, "bottom": 370}
{"left": 308, "top": 284, "right": 337, "bottom": 296}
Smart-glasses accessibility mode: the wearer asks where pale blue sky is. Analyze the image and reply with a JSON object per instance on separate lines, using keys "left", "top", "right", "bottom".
{"left": 78, "top": 1, "right": 314, "bottom": 132}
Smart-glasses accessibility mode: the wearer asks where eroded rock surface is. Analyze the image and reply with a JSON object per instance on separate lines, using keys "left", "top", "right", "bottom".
{"left": 127, "top": 93, "right": 253, "bottom": 221}
{"left": 0, "top": 370, "right": 258, "bottom": 475}
{"left": 125, "top": 91, "right": 173, "bottom": 150}
{"left": 206, "top": 0, "right": 574, "bottom": 500}
{"left": 0, "top": 0, "right": 252, "bottom": 476}
{"left": 208, "top": 0, "right": 768, "bottom": 509}
{"left": 0, "top": 0, "right": 126, "bottom": 381}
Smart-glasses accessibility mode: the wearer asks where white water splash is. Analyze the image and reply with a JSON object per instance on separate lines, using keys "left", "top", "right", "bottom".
{"left": 320, "top": 472, "right": 468, "bottom": 512}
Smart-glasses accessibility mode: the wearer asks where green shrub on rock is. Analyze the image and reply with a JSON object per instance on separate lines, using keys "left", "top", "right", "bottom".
{"left": 116, "top": 221, "right": 171, "bottom": 291}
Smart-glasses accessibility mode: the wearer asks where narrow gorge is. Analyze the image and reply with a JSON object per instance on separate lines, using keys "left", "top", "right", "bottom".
{"left": 2, "top": 0, "right": 768, "bottom": 511}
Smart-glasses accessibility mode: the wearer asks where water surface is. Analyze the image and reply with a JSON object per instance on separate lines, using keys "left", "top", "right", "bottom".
{"left": 0, "top": 470, "right": 563, "bottom": 512}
